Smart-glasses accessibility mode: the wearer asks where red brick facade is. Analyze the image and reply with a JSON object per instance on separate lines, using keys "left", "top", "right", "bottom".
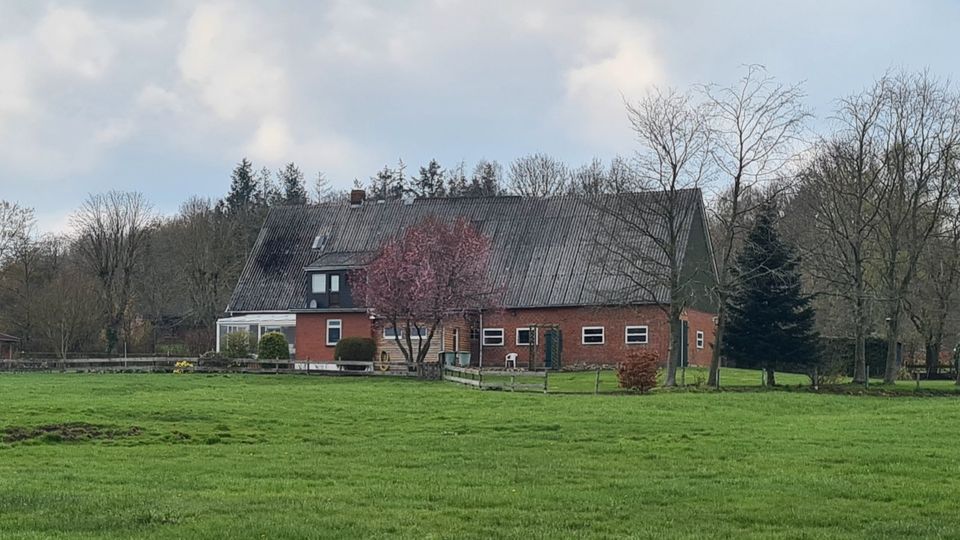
{"left": 295, "top": 305, "right": 716, "bottom": 368}
{"left": 477, "top": 306, "right": 715, "bottom": 368}
{"left": 295, "top": 312, "right": 372, "bottom": 361}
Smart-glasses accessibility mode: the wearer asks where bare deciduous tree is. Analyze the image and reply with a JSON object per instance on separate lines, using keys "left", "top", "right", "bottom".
{"left": 595, "top": 88, "right": 712, "bottom": 387}
{"left": 874, "top": 71, "right": 960, "bottom": 383}
{"left": 701, "top": 65, "right": 809, "bottom": 387}
{"left": 800, "top": 79, "right": 888, "bottom": 383}
{"left": 0, "top": 201, "right": 34, "bottom": 267}
{"left": 508, "top": 153, "right": 569, "bottom": 197}
{"left": 72, "top": 191, "right": 155, "bottom": 353}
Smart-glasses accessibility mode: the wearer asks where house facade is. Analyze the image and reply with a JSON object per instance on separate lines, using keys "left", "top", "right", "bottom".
{"left": 221, "top": 190, "right": 718, "bottom": 369}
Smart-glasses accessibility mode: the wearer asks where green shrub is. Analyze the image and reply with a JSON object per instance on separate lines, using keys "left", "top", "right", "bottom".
{"left": 224, "top": 332, "right": 251, "bottom": 359}
{"left": 334, "top": 337, "right": 376, "bottom": 363}
{"left": 257, "top": 332, "right": 290, "bottom": 360}
{"left": 617, "top": 350, "right": 659, "bottom": 393}
{"left": 198, "top": 350, "right": 231, "bottom": 368}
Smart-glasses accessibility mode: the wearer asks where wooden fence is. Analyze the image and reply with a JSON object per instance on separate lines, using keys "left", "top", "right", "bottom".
{"left": 0, "top": 357, "right": 416, "bottom": 376}
{"left": 442, "top": 365, "right": 548, "bottom": 393}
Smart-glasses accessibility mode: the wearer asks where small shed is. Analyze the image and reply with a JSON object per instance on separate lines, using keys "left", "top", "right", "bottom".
{"left": 0, "top": 333, "right": 19, "bottom": 360}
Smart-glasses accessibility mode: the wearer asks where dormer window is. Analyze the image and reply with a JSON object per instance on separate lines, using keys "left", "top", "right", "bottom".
{"left": 312, "top": 273, "right": 327, "bottom": 293}
{"left": 330, "top": 274, "right": 340, "bottom": 293}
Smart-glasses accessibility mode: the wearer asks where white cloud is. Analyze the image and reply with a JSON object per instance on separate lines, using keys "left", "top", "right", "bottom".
{"left": 0, "top": 42, "right": 33, "bottom": 118}
{"left": 136, "top": 84, "right": 182, "bottom": 113}
{"left": 35, "top": 6, "right": 116, "bottom": 79}
{"left": 178, "top": 2, "right": 288, "bottom": 121}
{"left": 561, "top": 16, "right": 664, "bottom": 145}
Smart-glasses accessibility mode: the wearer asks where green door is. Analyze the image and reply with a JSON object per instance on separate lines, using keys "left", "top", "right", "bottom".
{"left": 544, "top": 329, "right": 562, "bottom": 369}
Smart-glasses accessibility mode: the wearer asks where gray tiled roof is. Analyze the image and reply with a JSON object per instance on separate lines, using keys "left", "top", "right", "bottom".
{"left": 226, "top": 191, "right": 706, "bottom": 313}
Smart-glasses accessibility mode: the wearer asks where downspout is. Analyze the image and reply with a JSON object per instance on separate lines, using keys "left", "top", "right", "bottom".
{"left": 479, "top": 310, "right": 484, "bottom": 369}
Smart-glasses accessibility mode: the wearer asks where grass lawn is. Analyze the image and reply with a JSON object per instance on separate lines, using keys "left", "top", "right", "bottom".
{"left": 1, "top": 373, "right": 960, "bottom": 538}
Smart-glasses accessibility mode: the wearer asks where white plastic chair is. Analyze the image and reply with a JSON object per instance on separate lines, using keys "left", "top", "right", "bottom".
{"left": 505, "top": 353, "right": 518, "bottom": 369}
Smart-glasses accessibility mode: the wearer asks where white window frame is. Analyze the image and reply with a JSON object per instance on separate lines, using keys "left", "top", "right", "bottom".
{"left": 581, "top": 326, "right": 605, "bottom": 345}
{"left": 696, "top": 331, "right": 705, "bottom": 349}
{"left": 383, "top": 326, "right": 403, "bottom": 340}
{"left": 515, "top": 327, "right": 536, "bottom": 346}
{"left": 330, "top": 274, "right": 340, "bottom": 293}
{"left": 326, "top": 319, "right": 342, "bottom": 346}
{"left": 223, "top": 325, "right": 248, "bottom": 335}
{"left": 482, "top": 328, "right": 504, "bottom": 346}
{"left": 625, "top": 325, "right": 649, "bottom": 344}
{"left": 312, "top": 273, "right": 327, "bottom": 294}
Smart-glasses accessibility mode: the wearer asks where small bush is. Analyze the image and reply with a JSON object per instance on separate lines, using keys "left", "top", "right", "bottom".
{"left": 257, "top": 332, "right": 290, "bottom": 360}
{"left": 335, "top": 337, "right": 376, "bottom": 363}
{"left": 617, "top": 351, "right": 660, "bottom": 393}
{"left": 224, "top": 332, "right": 251, "bottom": 359}
{"left": 198, "top": 351, "right": 231, "bottom": 368}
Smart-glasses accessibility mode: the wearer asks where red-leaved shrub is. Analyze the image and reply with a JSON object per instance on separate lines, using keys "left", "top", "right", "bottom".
{"left": 617, "top": 351, "right": 660, "bottom": 393}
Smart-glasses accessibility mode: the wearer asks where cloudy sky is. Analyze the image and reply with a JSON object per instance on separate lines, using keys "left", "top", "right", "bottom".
{"left": 2, "top": 0, "right": 959, "bottom": 231}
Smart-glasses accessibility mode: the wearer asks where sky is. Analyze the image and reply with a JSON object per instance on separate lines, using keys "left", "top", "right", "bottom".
{"left": 2, "top": 0, "right": 960, "bottom": 232}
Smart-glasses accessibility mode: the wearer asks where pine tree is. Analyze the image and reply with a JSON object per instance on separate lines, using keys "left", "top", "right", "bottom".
{"left": 446, "top": 161, "right": 468, "bottom": 197}
{"left": 278, "top": 162, "right": 308, "bottom": 205}
{"left": 723, "top": 200, "right": 819, "bottom": 386}
{"left": 390, "top": 158, "right": 408, "bottom": 200}
{"left": 467, "top": 160, "right": 503, "bottom": 197}
{"left": 256, "top": 166, "right": 280, "bottom": 207}
{"left": 368, "top": 166, "right": 395, "bottom": 201}
{"left": 224, "top": 158, "right": 259, "bottom": 213}
{"left": 414, "top": 159, "right": 446, "bottom": 197}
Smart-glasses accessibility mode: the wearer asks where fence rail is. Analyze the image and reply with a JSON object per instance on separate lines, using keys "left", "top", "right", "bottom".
{"left": 442, "top": 365, "right": 549, "bottom": 393}
{"left": 0, "top": 357, "right": 417, "bottom": 376}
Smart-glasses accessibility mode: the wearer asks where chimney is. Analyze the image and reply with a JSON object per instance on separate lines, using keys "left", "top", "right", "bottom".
{"left": 349, "top": 189, "right": 366, "bottom": 206}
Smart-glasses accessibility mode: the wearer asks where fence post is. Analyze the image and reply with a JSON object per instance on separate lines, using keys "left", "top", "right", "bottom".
{"left": 510, "top": 374, "right": 515, "bottom": 392}
{"left": 594, "top": 367, "right": 601, "bottom": 395}
{"left": 543, "top": 370, "right": 548, "bottom": 394}
{"left": 915, "top": 371, "right": 920, "bottom": 390}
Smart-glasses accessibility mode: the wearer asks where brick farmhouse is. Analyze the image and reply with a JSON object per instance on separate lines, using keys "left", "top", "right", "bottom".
{"left": 220, "top": 190, "right": 718, "bottom": 369}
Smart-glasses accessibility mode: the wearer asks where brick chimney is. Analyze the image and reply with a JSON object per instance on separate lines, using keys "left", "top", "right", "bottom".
{"left": 349, "top": 189, "right": 366, "bottom": 206}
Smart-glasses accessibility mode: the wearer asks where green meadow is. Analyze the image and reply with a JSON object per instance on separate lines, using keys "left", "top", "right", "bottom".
{"left": 1, "top": 371, "right": 959, "bottom": 538}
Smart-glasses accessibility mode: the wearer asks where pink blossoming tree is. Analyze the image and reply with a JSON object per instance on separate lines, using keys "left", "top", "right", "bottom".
{"left": 354, "top": 217, "right": 498, "bottom": 366}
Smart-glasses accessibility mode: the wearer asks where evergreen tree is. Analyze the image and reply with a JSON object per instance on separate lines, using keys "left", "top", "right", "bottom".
{"left": 224, "top": 158, "right": 259, "bottom": 213}
{"left": 414, "top": 159, "right": 446, "bottom": 197}
{"left": 278, "top": 162, "right": 308, "bottom": 205}
{"left": 256, "top": 166, "right": 281, "bottom": 207}
{"left": 723, "top": 200, "right": 819, "bottom": 385}
{"left": 466, "top": 160, "right": 503, "bottom": 197}
{"left": 391, "top": 158, "right": 408, "bottom": 200}
{"left": 446, "top": 161, "right": 468, "bottom": 196}
{"left": 368, "top": 166, "right": 395, "bottom": 201}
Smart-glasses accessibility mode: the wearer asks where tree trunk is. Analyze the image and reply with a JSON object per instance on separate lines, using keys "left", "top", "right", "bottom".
{"left": 852, "top": 289, "right": 867, "bottom": 384}
{"left": 883, "top": 307, "right": 900, "bottom": 384}
{"left": 708, "top": 306, "right": 725, "bottom": 387}
{"left": 925, "top": 341, "right": 940, "bottom": 378}
{"left": 664, "top": 313, "right": 681, "bottom": 387}
{"left": 765, "top": 367, "right": 776, "bottom": 387}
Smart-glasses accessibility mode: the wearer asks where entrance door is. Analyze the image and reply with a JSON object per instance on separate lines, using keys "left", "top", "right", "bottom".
{"left": 544, "top": 329, "right": 562, "bottom": 369}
